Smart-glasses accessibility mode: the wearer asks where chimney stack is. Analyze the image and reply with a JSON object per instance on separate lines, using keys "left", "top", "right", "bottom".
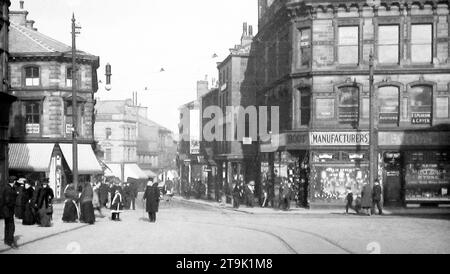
{"left": 249, "top": 25, "right": 253, "bottom": 36}
{"left": 243, "top": 22, "right": 248, "bottom": 36}
{"left": 20, "top": 1, "right": 24, "bottom": 9}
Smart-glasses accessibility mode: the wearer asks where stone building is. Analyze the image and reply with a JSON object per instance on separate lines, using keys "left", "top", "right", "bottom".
{"left": 253, "top": 0, "right": 450, "bottom": 206}
{"left": 7, "top": 5, "right": 102, "bottom": 198}
{"left": 0, "top": 0, "right": 15, "bottom": 188}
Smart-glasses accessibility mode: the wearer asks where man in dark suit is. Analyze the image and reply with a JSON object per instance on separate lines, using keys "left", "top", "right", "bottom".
{"left": 2, "top": 176, "right": 19, "bottom": 248}
{"left": 372, "top": 179, "right": 383, "bottom": 215}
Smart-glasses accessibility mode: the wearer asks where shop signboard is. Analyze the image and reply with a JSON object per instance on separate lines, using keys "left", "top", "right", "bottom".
{"left": 379, "top": 131, "right": 450, "bottom": 146}
{"left": 310, "top": 131, "right": 370, "bottom": 146}
{"left": 379, "top": 113, "right": 398, "bottom": 124}
{"left": 411, "top": 112, "right": 431, "bottom": 124}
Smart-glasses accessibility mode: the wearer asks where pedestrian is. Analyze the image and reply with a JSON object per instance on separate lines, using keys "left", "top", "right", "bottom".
{"left": 14, "top": 178, "right": 25, "bottom": 220}
{"left": 1, "top": 176, "right": 19, "bottom": 248}
{"left": 92, "top": 181, "right": 105, "bottom": 218}
{"left": 361, "top": 182, "right": 373, "bottom": 216}
{"left": 130, "top": 182, "right": 138, "bottom": 210}
{"left": 111, "top": 189, "right": 123, "bottom": 221}
{"left": 79, "top": 181, "right": 95, "bottom": 224}
{"left": 30, "top": 180, "right": 41, "bottom": 224}
{"left": 245, "top": 181, "right": 255, "bottom": 208}
{"left": 22, "top": 180, "right": 36, "bottom": 226}
{"left": 62, "top": 181, "right": 79, "bottom": 223}
{"left": 123, "top": 183, "right": 131, "bottom": 210}
{"left": 372, "top": 179, "right": 383, "bottom": 215}
{"left": 36, "top": 178, "right": 54, "bottom": 227}
{"left": 99, "top": 179, "right": 109, "bottom": 209}
{"left": 143, "top": 181, "right": 160, "bottom": 223}
{"left": 345, "top": 187, "right": 355, "bottom": 214}
{"left": 109, "top": 181, "right": 118, "bottom": 208}
{"left": 280, "top": 180, "right": 292, "bottom": 211}
{"left": 232, "top": 182, "right": 241, "bottom": 209}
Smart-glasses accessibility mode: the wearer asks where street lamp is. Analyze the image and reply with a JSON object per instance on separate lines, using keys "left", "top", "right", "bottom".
{"left": 105, "top": 63, "right": 112, "bottom": 91}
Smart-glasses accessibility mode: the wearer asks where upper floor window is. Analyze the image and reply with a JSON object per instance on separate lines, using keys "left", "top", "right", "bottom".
{"left": 378, "top": 25, "right": 399, "bottom": 64}
{"left": 338, "top": 86, "right": 359, "bottom": 124}
{"left": 299, "top": 88, "right": 311, "bottom": 126}
{"left": 25, "top": 66, "right": 40, "bottom": 86}
{"left": 378, "top": 86, "right": 400, "bottom": 125}
{"left": 338, "top": 26, "right": 359, "bottom": 65}
{"left": 66, "top": 67, "right": 73, "bottom": 87}
{"left": 106, "top": 128, "right": 112, "bottom": 140}
{"left": 410, "top": 85, "right": 432, "bottom": 125}
{"left": 298, "top": 28, "right": 311, "bottom": 68}
{"left": 24, "top": 101, "right": 40, "bottom": 134}
{"left": 105, "top": 148, "right": 112, "bottom": 162}
{"left": 411, "top": 24, "right": 433, "bottom": 63}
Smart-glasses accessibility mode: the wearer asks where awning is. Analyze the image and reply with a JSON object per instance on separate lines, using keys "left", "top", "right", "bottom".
{"left": 9, "top": 143, "right": 54, "bottom": 172}
{"left": 105, "top": 163, "right": 148, "bottom": 180}
{"left": 59, "top": 144, "right": 103, "bottom": 175}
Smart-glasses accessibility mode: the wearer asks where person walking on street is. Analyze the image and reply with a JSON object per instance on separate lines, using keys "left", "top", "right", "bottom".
{"left": 345, "top": 187, "right": 355, "bottom": 214}
{"left": 111, "top": 189, "right": 123, "bottom": 221}
{"left": 123, "top": 183, "right": 132, "bottom": 210}
{"left": 92, "top": 181, "right": 105, "bottom": 218}
{"left": 245, "top": 181, "right": 255, "bottom": 208}
{"left": 62, "top": 182, "right": 79, "bottom": 223}
{"left": 79, "top": 181, "right": 95, "bottom": 224}
{"left": 372, "top": 179, "right": 383, "bottom": 215}
{"left": 36, "top": 179, "right": 54, "bottom": 227}
{"left": 1, "top": 176, "right": 19, "bottom": 248}
{"left": 361, "top": 182, "right": 373, "bottom": 216}
{"left": 14, "top": 178, "right": 25, "bottom": 220}
{"left": 232, "top": 182, "right": 241, "bottom": 209}
{"left": 143, "top": 181, "right": 160, "bottom": 223}
{"left": 22, "top": 180, "right": 36, "bottom": 225}
{"left": 99, "top": 180, "right": 109, "bottom": 209}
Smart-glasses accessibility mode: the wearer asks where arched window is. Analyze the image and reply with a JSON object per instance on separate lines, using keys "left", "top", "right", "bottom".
{"left": 410, "top": 85, "right": 433, "bottom": 125}
{"left": 378, "top": 86, "right": 400, "bottom": 125}
{"left": 24, "top": 66, "right": 40, "bottom": 86}
{"left": 338, "top": 86, "right": 359, "bottom": 124}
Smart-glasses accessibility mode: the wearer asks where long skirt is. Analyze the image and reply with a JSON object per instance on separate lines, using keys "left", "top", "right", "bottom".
{"left": 38, "top": 207, "right": 52, "bottom": 227}
{"left": 62, "top": 200, "right": 79, "bottom": 223}
{"left": 22, "top": 203, "right": 35, "bottom": 225}
{"left": 80, "top": 202, "right": 95, "bottom": 224}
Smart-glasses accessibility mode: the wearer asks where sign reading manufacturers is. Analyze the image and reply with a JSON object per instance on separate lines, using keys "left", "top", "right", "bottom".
{"left": 310, "top": 132, "right": 370, "bottom": 146}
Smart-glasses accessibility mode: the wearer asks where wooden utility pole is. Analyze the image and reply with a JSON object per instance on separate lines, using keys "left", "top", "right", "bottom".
{"left": 72, "top": 14, "right": 79, "bottom": 190}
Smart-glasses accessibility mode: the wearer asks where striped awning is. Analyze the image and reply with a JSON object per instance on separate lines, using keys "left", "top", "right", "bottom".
{"left": 59, "top": 144, "right": 103, "bottom": 175}
{"left": 9, "top": 143, "right": 54, "bottom": 172}
{"left": 105, "top": 163, "right": 148, "bottom": 180}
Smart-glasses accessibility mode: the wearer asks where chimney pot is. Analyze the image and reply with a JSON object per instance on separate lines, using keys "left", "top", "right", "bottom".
{"left": 249, "top": 25, "right": 253, "bottom": 36}
{"left": 20, "top": 1, "right": 24, "bottom": 9}
{"left": 243, "top": 22, "right": 248, "bottom": 36}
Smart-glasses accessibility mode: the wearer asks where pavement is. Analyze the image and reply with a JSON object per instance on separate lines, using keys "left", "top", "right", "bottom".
{"left": 173, "top": 196, "right": 450, "bottom": 216}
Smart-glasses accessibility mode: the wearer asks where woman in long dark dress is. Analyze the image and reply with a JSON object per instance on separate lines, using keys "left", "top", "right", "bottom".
{"left": 79, "top": 182, "right": 95, "bottom": 224}
{"left": 62, "top": 182, "right": 79, "bottom": 223}
{"left": 22, "top": 181, "right": 36, "bottom": 225}
{"left": 143, "top": 181, "right": 160, "bottom": 223}
{"left": 36, "top": 179, "right": 54, "bottom": 227}
{"left": 14, "top": 179, "right": 25, "bottom": 219}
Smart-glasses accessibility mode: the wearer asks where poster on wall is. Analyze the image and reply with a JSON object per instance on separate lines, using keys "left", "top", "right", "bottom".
{"left": 311, "top": 165, "right": 369, "bottom": 201}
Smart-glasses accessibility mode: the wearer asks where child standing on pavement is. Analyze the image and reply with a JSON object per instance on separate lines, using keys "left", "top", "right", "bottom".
{"left": 345, "top": 187, "right": 354, "bottom": 214}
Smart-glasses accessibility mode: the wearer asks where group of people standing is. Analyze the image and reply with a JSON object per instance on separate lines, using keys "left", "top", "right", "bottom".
{"left": 0, "top": 176, "right": 55, "bottom": 249}
{"left": 345, "top": 179, "right": 383, "bottom": 216}
{"left": 232, "top": 180, "right": 256, "bottom": 209}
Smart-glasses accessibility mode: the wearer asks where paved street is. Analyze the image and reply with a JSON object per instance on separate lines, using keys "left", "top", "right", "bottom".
{"left": 1, "top": 197, "right": 450, "bottom": 254}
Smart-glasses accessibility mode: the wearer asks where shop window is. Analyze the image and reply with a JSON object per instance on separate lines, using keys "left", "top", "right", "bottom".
{"left": 24, "top": 101, "right": 40, "bottom": 134}
{"left": 411, "top": 24, "right": 433, "bottom": 63}
{"left": 378, "top": 25, "right": 399, "bottom": 64}
{"left": 315, "top": 98, "right": 335, "bottom": 120}
{"left": 338, "top": 26, "right": 359, "bottom": 65}
{"left": 24, "top": 66, "right": 40, "bottom": 86}
{"left": 338, "top": 86, "right": 359, "bottom": 124}
{"left": 298, "top": 28, "right": 311, "bottom": 68}
{"left": 410, "top": 85, "right": 432, "bottom": 125}
{"left": 378, "top": 86, "right": 400, "bottom": 125}
{"left": 436, "top": 97, "right": 449, "bottom": 119}
{"left": 300, "top": 88, "right": 311, "bottom": 126}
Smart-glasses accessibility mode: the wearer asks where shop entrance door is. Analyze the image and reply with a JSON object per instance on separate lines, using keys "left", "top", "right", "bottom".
{"left": 383, "top": 152, "right": 403, "bottom": 206}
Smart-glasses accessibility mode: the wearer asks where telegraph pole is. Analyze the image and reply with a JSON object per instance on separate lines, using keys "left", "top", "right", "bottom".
{"left": 369, "top": 51, "right": 377, "bottom": 187}
{"left": 71, "top": 14, "right": 80, "bottom": 190}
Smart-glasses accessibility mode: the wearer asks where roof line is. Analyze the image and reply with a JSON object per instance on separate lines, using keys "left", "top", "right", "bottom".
{"left": 10, "top": 22, "right": 54, "bottom": 52}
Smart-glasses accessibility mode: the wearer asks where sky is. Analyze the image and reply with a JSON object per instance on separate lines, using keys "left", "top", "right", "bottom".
{"left": 11, "top": 0, "right": 258, "bottom": 134}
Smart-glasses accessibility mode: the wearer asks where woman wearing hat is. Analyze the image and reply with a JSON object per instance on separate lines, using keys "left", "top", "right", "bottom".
{"left": 14, "top": 178, "right": 26, "bottom": 220}
{"left": 143, "top": 181, "right": 160, "bottom": 223}
{"left": 62, "top": 182, "right": 79, "bottom": 223}
{"left": 36, "top": 178, "right": 54, "bottom": 227}
{"left": 79, "top": 181, "right": 95, "bottom": 225}
{"left": 111, "top": 189, "right": 123, "bottom": 221}
{"left": 22, "top": 180, "right": 36, "bottom": 225}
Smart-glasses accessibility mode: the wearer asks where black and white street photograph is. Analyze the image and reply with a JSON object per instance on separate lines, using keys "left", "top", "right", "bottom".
{"left": 1, "top": 0, "right": 450, "bottom": 258}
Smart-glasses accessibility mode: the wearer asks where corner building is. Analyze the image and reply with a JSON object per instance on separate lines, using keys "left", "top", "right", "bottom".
{"left": 254, "top": 0, "right": 450, "bottom": 206}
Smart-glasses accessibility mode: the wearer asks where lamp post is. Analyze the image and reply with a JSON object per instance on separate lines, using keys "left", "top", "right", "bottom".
{"left": 369, "top": 51, "right": 377, "bottom": 187}
{"left": 71, "top": 14, "right": 81, "bottom": 190}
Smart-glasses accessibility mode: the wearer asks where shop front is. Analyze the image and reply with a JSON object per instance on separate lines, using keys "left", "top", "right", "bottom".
{"left": 309, "top": 131, "right": 370, "bottom": 205}
{"left": 378, "top": 131, "right": 450, "bottom": 206}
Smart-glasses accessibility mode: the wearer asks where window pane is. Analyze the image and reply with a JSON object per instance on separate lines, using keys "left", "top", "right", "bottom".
{"left": 339, "top": 26, "right": 359, "bottom": 45}
{"left": 411, "top": 24, "right": 432, "bottom": 63}
{"left": 32, "top": 67, "right": 39, "bottom": 78}
{"left": 299, "top": 28, "right": 311, "bottom": 67}
{"left": 410, "top": 85, "right": 432, "bottom": 124}
{"left": 339, "top": 26, "right": 359, "bottom": 64}
{"left": 378, "top": 25, "right": 399, "bottom": 64}
{"left": 378, "top": 86, "right": 399, "bottom": 124}
{"left": 339, "top": 86, "right": 359, "bottom": 124}
{"left": 25, "top": 68, "right": 32, "bottom": 78}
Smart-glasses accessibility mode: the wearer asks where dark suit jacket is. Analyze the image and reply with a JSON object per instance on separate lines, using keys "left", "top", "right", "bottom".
{"left": 2, "top": 184, "right": 18, "bottom": 218}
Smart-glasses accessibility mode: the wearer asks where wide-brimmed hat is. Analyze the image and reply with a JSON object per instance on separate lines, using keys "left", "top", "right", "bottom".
{"left": 9, "top": 176, "right": 17, "bottom": 184}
